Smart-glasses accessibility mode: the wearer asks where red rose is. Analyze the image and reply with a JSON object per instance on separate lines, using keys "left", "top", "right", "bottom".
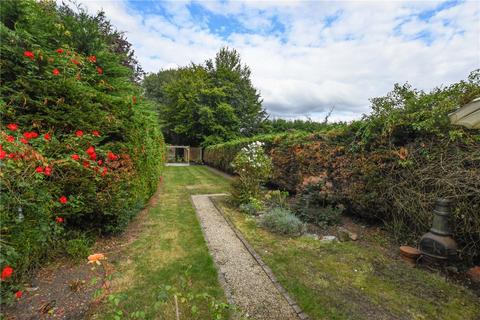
{"left": 75, "top": 130, "right": 84, "bottom": 137}
{"left": 44, "top": 133, "right": 51, "bottom": 141}
{"left": 82, "top": 161, "right": 90, "bottom": 168}
{"left": 89, "top": 152, "right": 97, "bottom": 160}
{"left": 7, "top": 135, "right": 14, "bottom": 143}
{"left": 59, "top": 196, "right": 68, "bottom": 204}
{"left": 97, "top": 67, "right": 103, "bottom": 75}
{"left": 56, "top": 48, "right": 64, "bottom": 54}
{"left": 35, "top": 166, "right": 44, "bottom": 173}
{"left": 44, "top": 166, "right": 52, "bottom": 176}
{"left": 55, "top": 217, "right": 64, "bottom": 223}
{"left": 101, "top": 167, "right": 108, "bottom": 176}
{"left": 20, "top": 138, "right": 28, "bottom": 144}
{"left": 86, "top": 146, "right": 95, "bottom": 154}
{"left": 1, "top": 266, "right": 13, "bottom": 280}
{"left": 97, "top": 160, "right": 103, "bottom": 165}
{"left": 15, "top": 291, "right": 22, "bottom": 299}
{"left": 8, "top": 153, "right": 15, "bottom": 159}
{"left": 6, "top": 123, "right": 18, "bottom": 131}
{"left": 71, "top": 154, "right": 80, "bottom": 161}
{"left": 24, "top": 51, "right": 34, "bottom": 60}
{"left": 107, "top": 151, "right": 117, "bottom": 161}
{"left": 0, "top": 150, "right": 4, "bottom": 160}
{"left": 87, "top": 55, "right": 96, "bottom": 63}
{"left": 53, "top": 68, "right": 60, "bottom": 76}
{"left": 23, "top": 132, "right": 38, "bottom": 140}
{"left": 71, "top": 59, "right": 80, "bottom": 65}
{"left": 92, "top": 130, "right": 100, "bottom": 137}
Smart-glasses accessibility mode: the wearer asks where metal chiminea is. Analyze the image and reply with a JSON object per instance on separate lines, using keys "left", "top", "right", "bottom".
{"left": 419, "top": 198, "right": 458, "bottom": 263}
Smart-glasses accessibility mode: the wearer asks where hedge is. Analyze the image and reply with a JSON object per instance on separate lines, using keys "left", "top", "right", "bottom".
{"left": 0, "top": 0, "right": 164, "bottom": 299}
{"left": 205, "top": 72, "right": 480, "bottom": 263}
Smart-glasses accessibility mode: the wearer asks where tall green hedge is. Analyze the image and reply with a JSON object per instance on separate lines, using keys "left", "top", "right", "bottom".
{"left": 205, "top": 72, "right": 480, "bottom": 263}
{"left": 0, "top": 0, "right": 164, "bottom": 298}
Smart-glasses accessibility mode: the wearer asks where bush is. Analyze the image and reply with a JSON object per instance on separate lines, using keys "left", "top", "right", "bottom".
{"left": 261, "top": 208, "right": 305, "bottom": 236}
{"left": 206, "top": 71, "right": 480, "bottom": 263}
{"left": 0, "top": 0, "right": 165, "bottom": 297}
{"left": 65, "top": 238, "right": 91, "bottom": 261}
{"left": 238, "top": 197, "right": 264, "bottom": 215}
{"left": 230, "top": 141, "right": 272, "bottom": 204}
{"left": 264, "top": 190, "right": 289, "bottom": 209}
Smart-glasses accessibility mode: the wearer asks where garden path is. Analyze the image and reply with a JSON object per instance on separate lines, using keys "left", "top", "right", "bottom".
{"left": 191, "top": 194, "right": 303, "bottom": 320}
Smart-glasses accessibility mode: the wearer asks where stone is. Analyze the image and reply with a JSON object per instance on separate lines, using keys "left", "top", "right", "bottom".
{"left": 466, "top": 266, "right": 480, "bottom": 283}
{"left": 305, "top": 233, "right": 319, "bottom": 240}
{"left": 320, "top": 235, "right": 338, "bottom": 242}
{"left": 337, "top": 227, "right": 358, "bottom": 241}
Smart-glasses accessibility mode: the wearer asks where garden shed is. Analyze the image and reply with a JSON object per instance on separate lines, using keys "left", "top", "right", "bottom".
{"left": 449, "top": 97, "right": 480, "bottom": 129}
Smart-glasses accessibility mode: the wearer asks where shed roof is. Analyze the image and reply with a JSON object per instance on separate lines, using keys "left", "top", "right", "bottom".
{"left": 449, "top": 97, "right": 480, "bottom": 129}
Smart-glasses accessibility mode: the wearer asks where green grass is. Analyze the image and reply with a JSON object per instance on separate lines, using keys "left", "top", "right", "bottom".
{"left": 216, "top": 198, "right": 480, "bottom": 320}
{"left": 91, "top": 166, "right": 231, "bottom": 320}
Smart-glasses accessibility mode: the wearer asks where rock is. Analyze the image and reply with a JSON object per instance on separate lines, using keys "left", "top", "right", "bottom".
{"left": 320, "top": 235, "right": 338, "bottom": 242}
{"left": 337, "top": 227, "right": 358, "bottom": 241}
{"left": 466, "top": 266, "right": 480, "bottom": 283}
{"left": 305, "top": 233, "right": 319, "bottom": 240}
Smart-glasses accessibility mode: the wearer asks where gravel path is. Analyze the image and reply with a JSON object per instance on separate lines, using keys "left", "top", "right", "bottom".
{"left": 191, "top": 194, "right": 301, "bottom": 320}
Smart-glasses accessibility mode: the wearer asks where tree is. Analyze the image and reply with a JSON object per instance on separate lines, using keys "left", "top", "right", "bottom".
{"left": 143, "top": 47, "right": 267, "bottom": 145}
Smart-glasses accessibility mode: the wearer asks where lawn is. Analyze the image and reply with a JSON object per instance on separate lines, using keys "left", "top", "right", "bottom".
{"left": 214, "top": 198, "right": 480, "bottom": 320}
{"left": 91, "top": 166, "right": 231, "bottom": 319}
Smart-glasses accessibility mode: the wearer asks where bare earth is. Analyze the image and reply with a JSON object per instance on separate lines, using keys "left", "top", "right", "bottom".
{"left": 191, "top": 194, "right": 299, "bottom": 320}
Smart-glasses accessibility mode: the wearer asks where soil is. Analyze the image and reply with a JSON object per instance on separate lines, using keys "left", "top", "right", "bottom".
{"left": 1, "top": 180, "right": 163, "bottom": 320}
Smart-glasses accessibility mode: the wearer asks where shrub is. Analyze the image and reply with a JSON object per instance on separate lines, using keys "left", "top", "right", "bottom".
{"left": 230, "top": 141, "right": 272, "bottom": 204}
{"left": 264, "top": 190, "right": 289, "bottom": 209}
{"left": 65, "top": 238, "right": 91, "bottom": 261}
{"left": 294, "top": 183, "right": 343, "bottom": 227}
{"left": 261, "top": 207, "right": 305, "bottom": 236}
{"left": 0, "top": 0, "right": 165, "bottom": 298}
{"left": 239, "top": 197, "right": 264, "bottom": 215}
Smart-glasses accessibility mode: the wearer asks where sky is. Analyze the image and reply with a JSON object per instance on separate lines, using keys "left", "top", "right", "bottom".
{"left": 72, "top": 0, "right": 479, "bottom": 122}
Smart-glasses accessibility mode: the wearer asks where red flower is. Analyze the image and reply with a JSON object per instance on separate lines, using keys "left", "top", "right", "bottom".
{"left": 101, "top": 167, "right": 108, "bottom": 176}
{"left": 82, "top": 161, "right": 90, "bottom": 168}
{"left": 6, "top": 123, "right": 18, "bottom": 131}
{"left": 87, "top": 55, "right": 96, "bottom": 63}
{"left": 55, "top": 217, "right": 64, "bottom": 223}
{"left": 7, "top": 135, "right": 15, "bottom": 143}
{"left": 20, "top": 138, "right": 28, "bottom": 144}
{"left": 15, "top": 291, "right": 22, "bottom": 299}
{"left": 0, "top": 150, "right": 4, "bottom": 160}
{"left": 24, "top": 51, "right": 34, "bottom": 60}
{"left": 97, "top": 160, "right": 103, "bottom": 165}
{"left": 71, "top": 59, "right": 80, "bottom": 65}
{"left": 23, "top": 132, "right": 38, "bottom": 140}
{"left": 86, "top": 146, "right": 95, "bottom": 154}
{"left": 56, "top": 48, "right": 64, "bottom": 54}
{"left": 75, "top": 130, "right": 84, "bottom": 137}
{"left": 35, "top": 166, "right": 44, "bottom": 173}
{"left": 44, "top": 166, "right": 52, "bottom": 176}
{"left": 59, "top": 196, "right": 68, "bottom": 204}
{"left": 1, "top": 266, "right": 13, "bottom": 280}
{"left": 44, "top": 133, "right": 51, "bottom": 141}
{"left": 97, "top": 67, "right": 103, "bottom": 75}
{"left": 89, "top": 152, "right": 97, "bottom": 160}
{"left": 92, "top": 130, "right": 100, "bottom": 137}
{"left": 8, "top": 153, "right": 15, "bottom": 159}
{"left": 71, "top": 154, "right": 80, "bottom": 161}
{"left": 52, "top": 68, "right": 60, "bottom": 76}
{"left": 107, "top": 151, "right": 117, "bottom": 161}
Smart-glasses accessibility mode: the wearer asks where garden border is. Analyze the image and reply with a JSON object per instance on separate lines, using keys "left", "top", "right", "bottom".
{"left": 210, "top": 196, "right": 310, "bottom": 320}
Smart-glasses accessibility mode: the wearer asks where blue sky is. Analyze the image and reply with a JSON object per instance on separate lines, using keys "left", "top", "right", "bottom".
{"left": 76, "top": 0, "right": 479, "bottom": 122}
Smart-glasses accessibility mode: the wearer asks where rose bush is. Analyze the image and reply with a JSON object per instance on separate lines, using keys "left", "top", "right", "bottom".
{"left": 0, "top": 0, "right": 164, "bottom": 301}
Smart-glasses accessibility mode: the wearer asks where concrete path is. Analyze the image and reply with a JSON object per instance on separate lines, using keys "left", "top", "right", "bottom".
{"left": 191, "top": 194, "right": 302, "bottom": 320}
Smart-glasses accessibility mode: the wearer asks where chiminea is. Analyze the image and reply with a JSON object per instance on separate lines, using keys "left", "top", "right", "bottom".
{"left": 419, "top": 198, "right": 458, "bottom": 262}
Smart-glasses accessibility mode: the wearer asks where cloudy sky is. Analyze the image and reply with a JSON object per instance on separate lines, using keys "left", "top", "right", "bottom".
{"left": 75, "top": 0, "right": 479, "bottom": 122}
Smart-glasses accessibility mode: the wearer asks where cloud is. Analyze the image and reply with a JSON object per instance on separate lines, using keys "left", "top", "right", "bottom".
{"left": 72, "top": 0, "right": 480, "bottom": 122}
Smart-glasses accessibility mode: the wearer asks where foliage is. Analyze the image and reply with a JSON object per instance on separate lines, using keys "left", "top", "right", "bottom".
{"left": 0, "top": 0, "right": 164, "bottom": 298}
{"left": 261, "top": 207, "right": 305, "bottom": 236}
{"left": 230, "top": 141, "right": 272, "bottom": 204}
{"left": 238, "top": 197, "right": 264, "bottom": 215}
{"left": 263, "top": 190, "right": 289, "bottom": 210}
{"left": 143, "top": 47, "right": 266, "bottom": 146}
{"left": 65, "top": 237, "right": 91, "bottom": 261}
{"left": 262, "top": 118, "right": 347, "bottom": 134}
{"left": 205, "top": 71, "right": 480, "bottom": 263}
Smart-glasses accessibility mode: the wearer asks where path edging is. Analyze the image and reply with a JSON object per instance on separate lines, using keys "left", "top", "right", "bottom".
{"left": 209, "top": 196, "right": 310, "bottom": 320}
